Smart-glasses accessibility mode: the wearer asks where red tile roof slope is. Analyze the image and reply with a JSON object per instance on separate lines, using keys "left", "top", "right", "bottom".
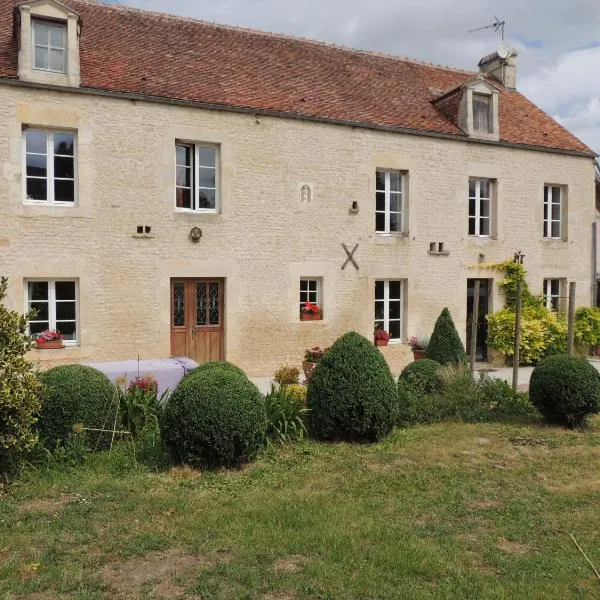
{"left": 0, "top": 0, "right": 594, "bottom": 155}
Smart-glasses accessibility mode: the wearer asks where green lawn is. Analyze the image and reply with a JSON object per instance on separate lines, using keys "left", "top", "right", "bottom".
{"left": 2, "top": 422, "right": 600, "bottom": 599}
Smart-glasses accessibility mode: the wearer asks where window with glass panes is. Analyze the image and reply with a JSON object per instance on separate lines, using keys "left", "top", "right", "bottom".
{"left": 374, "top": 280, "right": 403, "bottom": 341}
{"left": 300, "top": 279, "right": 320, "bottom": 314}
{"left": 473, "top": 93, "right": 492, "bottom": 133}
{"left": 375, "top": 170, "right": 404, "bottom": 233}
{"left": 24, "top": 129, "right": 75, "bottom": 203}
{"left": 468, "top": 179, "right": 492, "bottom": 237}
{"left": 32, "top": 19, "right": 67, "bottom": 73}
{"left": 26, "top": 280, "right": 78, "bottom": 343}
{"left": 543, "top": 279, "right": 562, "bottom": 312}
{"left": 544, "top": 185, "right": 563, "bottom": 239}
{"left": 175, "top": 143, "right": 218, "bottom": 211}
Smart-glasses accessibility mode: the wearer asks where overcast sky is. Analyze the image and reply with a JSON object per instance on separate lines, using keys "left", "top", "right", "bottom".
{"left": 103, "top": 0, "right": 600, "bottom": 153}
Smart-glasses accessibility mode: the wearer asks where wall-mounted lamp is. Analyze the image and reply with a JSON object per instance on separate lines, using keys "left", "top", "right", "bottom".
{"left": 190, "top": 227, "right": 203, "bottom": 243}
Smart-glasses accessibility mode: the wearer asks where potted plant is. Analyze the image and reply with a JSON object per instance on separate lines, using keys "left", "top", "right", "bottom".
{"left": 35, "top": 329, "right": 65, "bottom": 350}
{"left": 302, "top": 346, "right": 328, "bottom": 381}
{"left": 374, "top": 327, "right": 390, "bottom": 347}
{"left": 300, "top": 301, "right": 322, "bottom": 321}
{"left": 408, "top": 336, "right": 428, "bottom": 360}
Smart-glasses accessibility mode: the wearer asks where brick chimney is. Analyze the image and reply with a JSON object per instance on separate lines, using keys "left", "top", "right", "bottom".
{"left": 478, "top": 44, "right": 518, "bottom": 90}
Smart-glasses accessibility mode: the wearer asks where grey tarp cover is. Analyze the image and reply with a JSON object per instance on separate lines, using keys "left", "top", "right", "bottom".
{"left": 82, "top": 357, "right": 198, "bottom": 397}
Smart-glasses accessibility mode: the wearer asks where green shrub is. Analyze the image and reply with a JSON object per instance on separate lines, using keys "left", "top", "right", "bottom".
{"left": 479, "top": 378, "right": 540, "bottom": 422}
{"left": 274, "top": 365, "right": 300, "bottom": 385}
{"left": 160, "top": 369, "right": 266, "bottom": 467}
{"left": 38, "top": 365, "right": 117, "bottom": 450}
{"left": 186, "top": 360, "right": 247, "bottom": 379}
{"left": 426, "top": 308, "right": 466, "bottom": 365}
{"left": 529, "top": 355, "right": 600, "bottom": 427}
{"left": 264, "top": 384, "right": 309, "bottom": 443}
{"left": 574, "top": 307, "right": 600, "bottom": 347}
{"left": 307, "top": 332, "right": 397, "bottom": 442}
{"left": 399, "top": 359, "right": 441, "bottom": 395}
{"left": 0, "top": 277, "right": 44, "bottom": 477}
{"left": 397, "top": 381, "right": 441, "bottom": 425}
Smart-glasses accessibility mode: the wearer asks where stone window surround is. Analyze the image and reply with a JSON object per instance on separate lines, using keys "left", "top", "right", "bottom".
{"left": 17, "top": 0, "right": 81, "bottom": 88}
{"left": 459, "top": 81, "right": 500, "bottom": 142}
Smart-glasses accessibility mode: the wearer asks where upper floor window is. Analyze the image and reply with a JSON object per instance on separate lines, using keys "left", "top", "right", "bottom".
{"left": 24, "top": 129, "right": 76, "bottom": 204}
{"left": 374, "top": 280, "right": 403, "bottom": 341}
{"left": 26, "top": 279, "right": 78, "bottom": 344}
{"left": 544, "top": 185, "right": 564, "bottom": 239}
{"left": 299, "top": 278, "right": 322, "bottom": 320}
{"left": 376, "top": 170, "right": 404, "bottom": 234}
{"left": 32, "top": 19, "right": 67, "bottom": 73}
{"left": 176, "top": 143, "right": 218, "bottom": 212}
{"left": 473, "top": 93, "right": 492, "bottom": 134}
{"left": 469, "top": 178, "right": 492, "bottom": 237}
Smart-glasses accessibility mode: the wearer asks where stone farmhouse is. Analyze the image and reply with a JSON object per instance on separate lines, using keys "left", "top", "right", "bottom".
{"left": 0, "top": 0, "right": 596, "bottom": 375}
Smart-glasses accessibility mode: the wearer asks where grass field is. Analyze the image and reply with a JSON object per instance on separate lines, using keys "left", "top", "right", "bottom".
{"left": 1, "top": 422, "right": 600, "bottom": 599}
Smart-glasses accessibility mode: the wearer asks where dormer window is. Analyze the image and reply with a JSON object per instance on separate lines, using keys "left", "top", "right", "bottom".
{"left": 33, "top": 19, "right": 67, "bottom": 73}
{"left": 473, "top": 93, "right": 492, "bottom": 134}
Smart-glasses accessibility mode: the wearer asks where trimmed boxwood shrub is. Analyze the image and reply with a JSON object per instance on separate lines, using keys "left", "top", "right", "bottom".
{"left": 186, "top": 360, "right": 247, "bottom": 380}
{"left": 160, "top": 368, "right": 266, "bottom": 467}
{"left": 38, "top": 365, "right": 117, "bottom": 449}
{"left": 399, "top": 359, "right": 441, "bottom": 394}
{"left": 426, "top": 308, "right": 467, "bottom": 365}
{"left": 529, "top": 355, "right": 600, "bottom": 427}
{"left": 307, "top": 331, "right": 397, "bottom": 442}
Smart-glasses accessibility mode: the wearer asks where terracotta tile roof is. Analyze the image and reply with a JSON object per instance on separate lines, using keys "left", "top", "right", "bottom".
{"left": 0, "top": 0, "right": 594, "bottom": 156}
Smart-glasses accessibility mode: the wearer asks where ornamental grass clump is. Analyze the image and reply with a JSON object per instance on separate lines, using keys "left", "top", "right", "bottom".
{"left": 161, "top": 368, "right": 266, "bottom": 467}
{"left": 425, "top": 308, "right": 467, "bottom": 365}
{"left": 38, "top": 365, "right": 118, "bottom": 450}
{"left": 307, "top": 331, "right": 397, "bottom": 442}
{"left": 529, "top": 355, "right": 600, "bottom": 428}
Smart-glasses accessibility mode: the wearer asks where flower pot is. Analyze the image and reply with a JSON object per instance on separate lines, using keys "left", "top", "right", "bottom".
{"left": 412, "top": 348, "right": 426, "bottom": 360}
{"left": 302, "top": 361, "right": 317, "bottom": 381}
{"left": 36, "top": 340, "right": 65, "bottom": 349}
{"left": 375, "top": 339, "right": 389, "bottom": 347}
{"left": 301, "top": 312, "right": 322, "bottom": 321}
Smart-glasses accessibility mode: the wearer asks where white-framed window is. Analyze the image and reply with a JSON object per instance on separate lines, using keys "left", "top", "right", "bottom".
{"left": 376, "top": 170, "right": 404, "bottom": 233}
{"left": 469, "top": 178, "right": 492, "bottom": 237}
{"left": 24, "top": 129, "right": 76, "bottom": 204}
{"left": 25, "top": 279, "right": 78, "bottom": 344}
{"left": 32, "top": 19, "right": 67, "bottom": 73}
{"left": 175, "top": 143, "right": 219, "bottom": 212}
{"left": 299, "top": 278, "right": 321, "bottom": 316}
{"left": 543, "top": 278, "right": 563, "bottom": 312}
{"left": 544, "top": 185, "right": 564, "bottom": 239}
{"left": 374, "top": 280, "right": 403, "bottom": 341}
{"left": 473, "top": 93, "right": 492, "bottom": 134}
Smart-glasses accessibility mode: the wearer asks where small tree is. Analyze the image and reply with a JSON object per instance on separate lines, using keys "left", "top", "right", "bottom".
{"left": 0, "top": 277, "right": 43, "bottom": 479}
{"left": 426, "top": 307, "right": 467, "bottom": 365}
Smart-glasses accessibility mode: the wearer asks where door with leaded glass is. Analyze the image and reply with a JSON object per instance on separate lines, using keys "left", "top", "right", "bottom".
{"left": 170, "top": 279, "right": 224, "bottom": 364}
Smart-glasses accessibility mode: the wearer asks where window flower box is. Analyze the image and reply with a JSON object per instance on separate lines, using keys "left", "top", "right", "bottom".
{"left": 35, "top": 330, "right": 65, "bottom": 350}
{"left": 408, "top": 336, "right": 429, "bottom": 361}
{"left": 300, "top": 301, "right": 322, "bottom": 321}
{"left": 374, "top": 328, "right": 390, "bottom": 347}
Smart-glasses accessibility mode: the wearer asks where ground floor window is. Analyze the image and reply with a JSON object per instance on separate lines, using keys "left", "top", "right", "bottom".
{"left": 300, "top": 278, "right": 322, "bottom": 319}
{"left": 543, "top": 278, "right": 563, "bottom": 312}
{"left": 25, "top": 279, "right": 78, "bottom": 344}
{"left": 374, "top": 280, "right": 403, "bottom": 340}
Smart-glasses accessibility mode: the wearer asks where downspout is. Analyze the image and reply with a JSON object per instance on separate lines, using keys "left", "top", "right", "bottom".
{"left": 593, "top": 222, "right": 597, "bottom": 306}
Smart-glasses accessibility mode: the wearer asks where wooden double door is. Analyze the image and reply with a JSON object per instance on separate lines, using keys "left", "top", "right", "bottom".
{"left": 170, "top": 279, "right": 224, "bottom": 364}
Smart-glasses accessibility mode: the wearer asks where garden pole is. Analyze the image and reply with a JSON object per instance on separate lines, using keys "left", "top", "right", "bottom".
{"left": 512, "top": 279, "right": 522, "bottom": 392}
{"left": 470, "top": 280, "right": 480, "bottom": 374}
{"left": 567, "top": 282, "right": 576, "bottom": 356}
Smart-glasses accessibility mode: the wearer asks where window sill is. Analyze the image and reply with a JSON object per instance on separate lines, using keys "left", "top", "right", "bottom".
{"left": 23, "top": 200, "right": 76, "bottom": 207}
{"left": 174, "top": 208, "right": 219, "bottom": 215}
{"left": 428, "top": 250, "right": 450, "bottom": 256}
{"left": 132, "top": 234, "right": 155, "bottom": 239}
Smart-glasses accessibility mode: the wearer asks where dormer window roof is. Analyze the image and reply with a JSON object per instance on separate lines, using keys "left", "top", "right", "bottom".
{"left": 16, "top": 0, "right": 81, "bottom": 87}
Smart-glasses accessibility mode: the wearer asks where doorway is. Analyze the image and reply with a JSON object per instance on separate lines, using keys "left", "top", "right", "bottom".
{"left": 466, "top": 279, "right": 491, "bottom": 362}
{"left": 170, "top": 279, "right": 224, "bottom": 364}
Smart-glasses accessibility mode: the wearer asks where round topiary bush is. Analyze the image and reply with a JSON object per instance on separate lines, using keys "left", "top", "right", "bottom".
{"left": 426, "top": 307, "right": 467, "bottom": 365}
{"left": 185, "top": 360, "right": 247, "bottom": 380}
{"left": 38, "top": 365, "right": 117, "bottom": 449}
{"left": 529, "top": 355, "right": 600, "bottom": 427}
{"left": 399, "top": 359, "right": 441, "bottom": 394}
{"left": 160, "top": 368, "right": 266, "bottom": 467}
{"left": 307, "top": 331, "right": 398, "bottom": 442}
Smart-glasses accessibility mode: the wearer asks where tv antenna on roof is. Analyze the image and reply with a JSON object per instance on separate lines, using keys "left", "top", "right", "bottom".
{"left": 468, "top": 17, "right": 506, "bottom": 41}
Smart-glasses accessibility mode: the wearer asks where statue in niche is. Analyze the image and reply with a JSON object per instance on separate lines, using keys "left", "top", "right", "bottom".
{"left": 300, "top": 184, "right": 312, "bottom": 203}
